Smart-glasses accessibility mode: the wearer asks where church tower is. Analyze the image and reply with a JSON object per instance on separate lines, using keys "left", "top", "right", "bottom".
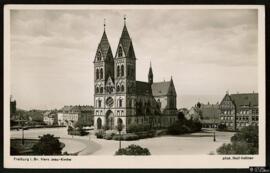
{"left": 148, "top": 62, "right": 153, "bottom": 85}
{"left": 114, "top": 16, "right": 137, "bottom": 129}
{"left": 93, "top": 21, "right": 114, "bottom": 130}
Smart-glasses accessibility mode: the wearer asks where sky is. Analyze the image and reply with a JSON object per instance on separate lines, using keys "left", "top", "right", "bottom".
{"left": 10, "top": 8, "right": 258, "bottom": 110}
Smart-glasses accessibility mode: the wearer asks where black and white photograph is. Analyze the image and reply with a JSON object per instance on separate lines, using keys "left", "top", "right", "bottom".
{"left": 4, "top": 5, "right": 266, "bottom": 168}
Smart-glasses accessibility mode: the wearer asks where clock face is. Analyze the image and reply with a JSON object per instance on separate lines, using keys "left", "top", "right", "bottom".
{"left": 106, "top": 97, "right": 114, "bottom": 107}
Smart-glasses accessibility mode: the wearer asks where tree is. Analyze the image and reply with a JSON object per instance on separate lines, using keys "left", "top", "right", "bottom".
{"left": 32, "top": 134, "right": 63, "bottom": 155}
{"left": 177, "top": 111, "right": 185, "bottom": 121}
{"left": 217, "top": 125, "right": 258, "bottom": 154}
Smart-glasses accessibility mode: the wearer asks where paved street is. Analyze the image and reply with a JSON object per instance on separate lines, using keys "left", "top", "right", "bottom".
{"left": 10, "top": 127, "right": 234, "bottom": 155}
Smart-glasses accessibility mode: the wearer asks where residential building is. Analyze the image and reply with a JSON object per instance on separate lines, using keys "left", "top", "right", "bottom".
{"left": 57, "top": 105, "right": 94, "bottom": 126}
{"left": 219, "top": 92, "right": 258, "bottom": 131}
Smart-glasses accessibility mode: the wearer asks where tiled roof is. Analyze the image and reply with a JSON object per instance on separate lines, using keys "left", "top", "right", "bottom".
{"left": 136, "top": 81, "right": 151, "bottom": 95}
{"left": 95, "top": 31, "right": 113, "bottom": 61}
{"left": 200, "top": 104, "right": 220, "bottom": 120}
{"left": 61, "top": 105, "right": 94, "bottom": 113}
{"left": 230, "top": 93, "right": 258, "bottom": 109}
{"left": 116, "top": 24, "right": 135, "bottom": 59}
{"left": 119, "top": 25, "right": 131, "bottom": 55}
{"left": 151, "top": 81, "right": 171, "bottom": 96}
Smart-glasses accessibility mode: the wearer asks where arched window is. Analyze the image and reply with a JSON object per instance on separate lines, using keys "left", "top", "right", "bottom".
{"left": 96, "top": 69, "right": 99, "bottom": 79}
{"left": 98, "top": 100, "right": 102, "bottom": 108}
{"left": 100, "top": 68, "right": 103, "bottom": 79}
{"left": 131, "top": 68, "right": 134, "bottom": 79}
{"left": 121, "top": 65, "right": 124, "bottom": 76}
{"left": 121, "top": 85, "right": 124, "bottom": 92}
{"left": 96, "top": 87, "right": 99, "bottom": 93}
{"left": 119, "top": 99, "right": 123, "bottom": 107}
{"left": 118, "top": 47, "right": 123, "bottom": 57}
{"left": 117, "top": 66, "right": 120, "bottom": 77}
{"left": 117, "top": 85, "right": 120, "bottom": 92}
{"left": 127, "top": 65, "right": 130, "bottom": 77}
{"left": 100, "top": 87, "right": 103, "bottom": 93}
{"left": 97, "top": 51, "right": 102, "bottom": 61}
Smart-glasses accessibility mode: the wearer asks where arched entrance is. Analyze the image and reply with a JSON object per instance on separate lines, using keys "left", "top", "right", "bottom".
{"left": 97, "top": 118, "right": 102, "bottom": 129}
{"left": 106, "top": 110, "right": 114, "bottom": 130}
{"left": 117, "top": 118, "right": 123, "bottom": 125}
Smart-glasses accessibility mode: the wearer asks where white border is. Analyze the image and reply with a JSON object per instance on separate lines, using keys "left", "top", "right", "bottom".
{"left": 4, "top": 5, "right": 266, "bottom": 169}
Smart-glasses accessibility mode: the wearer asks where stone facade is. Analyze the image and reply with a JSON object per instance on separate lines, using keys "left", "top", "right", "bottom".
{"left": 57, "top": 105, "right": 94, "bottom": 126}
{"left": 93, "top": 20, "right": 177, "bottom": 132}
{"left": 219, "top": 92, "right": 258, "bottom": 131}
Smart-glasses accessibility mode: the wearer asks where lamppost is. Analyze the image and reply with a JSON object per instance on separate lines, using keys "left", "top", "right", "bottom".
{"left": 213, "top": 108, "right": 216, "bottom": 142}
{"left": 116, "top": 121, "right": 124, "bottom": 150}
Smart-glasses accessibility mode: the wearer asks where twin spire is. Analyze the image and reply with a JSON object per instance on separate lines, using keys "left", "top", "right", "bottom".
{"left": 96, "top": 15, "right": 134, "bottom": 62}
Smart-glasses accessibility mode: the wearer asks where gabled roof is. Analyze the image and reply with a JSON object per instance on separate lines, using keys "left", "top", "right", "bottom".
{"left": 230, "top": 93, "right": 258, "bottom": 109}
{"left": 151, "top": 81, "right": 170, "bottom": 96}
{"left": 136, "top": 81, "right": 151, "bottom": 95}
{"left": 151, "top": 80, "right": 176, "bottom": 97}
{"left": 106, "top": 75, "right": 114, "bottom": 86}
{"left": 200, "top": 103, "right": 220, "bottom": 120}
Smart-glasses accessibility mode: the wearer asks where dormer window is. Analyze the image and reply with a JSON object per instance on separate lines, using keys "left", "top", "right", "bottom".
{"left": 97, "top": 51, "right": 102, "bottom": 61}
{"left": 118, "top": 46, "right": 123, "bottom": 57}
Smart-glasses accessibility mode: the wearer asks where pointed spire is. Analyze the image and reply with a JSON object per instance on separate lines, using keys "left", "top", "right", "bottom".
{"left": 103, "top": 18, "right": 106, "bottom": 31}
{"left": 148, "top": 61, "right": 153, "bottom": 85}
{"left": 94, "top": 19, "right": 113, "bottom": 62}
{"left": 116, "top": 15, "right": 134, "bottom": 58}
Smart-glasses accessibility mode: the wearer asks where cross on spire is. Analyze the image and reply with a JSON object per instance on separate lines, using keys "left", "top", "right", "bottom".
{"left": 104, "top": 18, "right": 106, "bottom": 31}
{"left": 124, "top": 14, "right": 127, "bottom": 25}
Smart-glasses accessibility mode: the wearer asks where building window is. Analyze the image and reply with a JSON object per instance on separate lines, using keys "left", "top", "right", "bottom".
{"left": 127, "top": 65, "right": 130, "bottom": 77}
{"left": 100, "top": 68, "right": 103, "bottom": 79}
{"left": 117, "top": 111, "right": 120, "bottom": 116}
{"left": 98, "top": 100, "right": 102, "bottom": 108}
{"left": 121, "top": 110, "right": 124, "bottom": 116}
{"left": 119, "top": 99, "right": 123, "bottom": 107}
{"left": 96, "top": 110, "right": 99, "bottom": 115}
{"left": 96, "top": 69, "right": 99, "bottom": 79}
{"left": 118, "top": 47, "right": 123, "bottom": 57}
{"left": 121, "top": 85, "right": 124, "bottom": 92}
{"left": 121, "top": 65, "right": 124, "bottom": 76}
{"left": 100, "top": 110, "right": 103, "bottom": 115}
{"left": 96, "top": 87, "right": 99, "bottom": 93}
{"left": 97, "top": 51, "right": 102, "bottom": 61}
{"left": 100, "top": 87, "right": 103, "bottom": 93}
{"left": 117, "top": 66, "right": 120, "bottom": 77}
{"left": 117, "top": 85, "right": 120, "bottom": 92}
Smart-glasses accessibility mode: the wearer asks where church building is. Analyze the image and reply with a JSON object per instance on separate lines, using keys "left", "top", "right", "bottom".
{"left": 93, "top": 18, "right": 177, "bottom": 132}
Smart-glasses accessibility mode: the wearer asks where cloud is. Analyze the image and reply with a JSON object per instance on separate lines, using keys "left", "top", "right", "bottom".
{"left": 10, "top": 8, "right": 259, "bottom": 110}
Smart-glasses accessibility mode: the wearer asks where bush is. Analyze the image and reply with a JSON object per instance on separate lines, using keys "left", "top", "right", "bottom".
{"left": 103, "top": 133, "right": 115, "bottom": 140}
{"left": 115, "top": 144, "right": 151, "bottom": 155}
{"left": 136, "top": 130, "right": 155, "bottom": 139}
{"left": 167, "top": 119, "right": 202, "bottom": 135}
{"left": 217, "top": 124, "right": 227, "bottom": 131}
{"left": 126, "top": 124, "right": 151, "bottom": 133}
{"left": 112, "top": 133, "right": 139, "bottom": 141}
{"left": 95, "top": 130, "right": 105, "bottom": 139}
{"left": 217, "top": 125, "right": 258, "bottom": 155}
{"left": 122, "top": 133, "right": 139, "bottom": 141}
{"left": 32, "top": 134, "right": 63, "bottom": 155}
{"left": 68, "top": 129, "right": 89, "bottom": 136}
